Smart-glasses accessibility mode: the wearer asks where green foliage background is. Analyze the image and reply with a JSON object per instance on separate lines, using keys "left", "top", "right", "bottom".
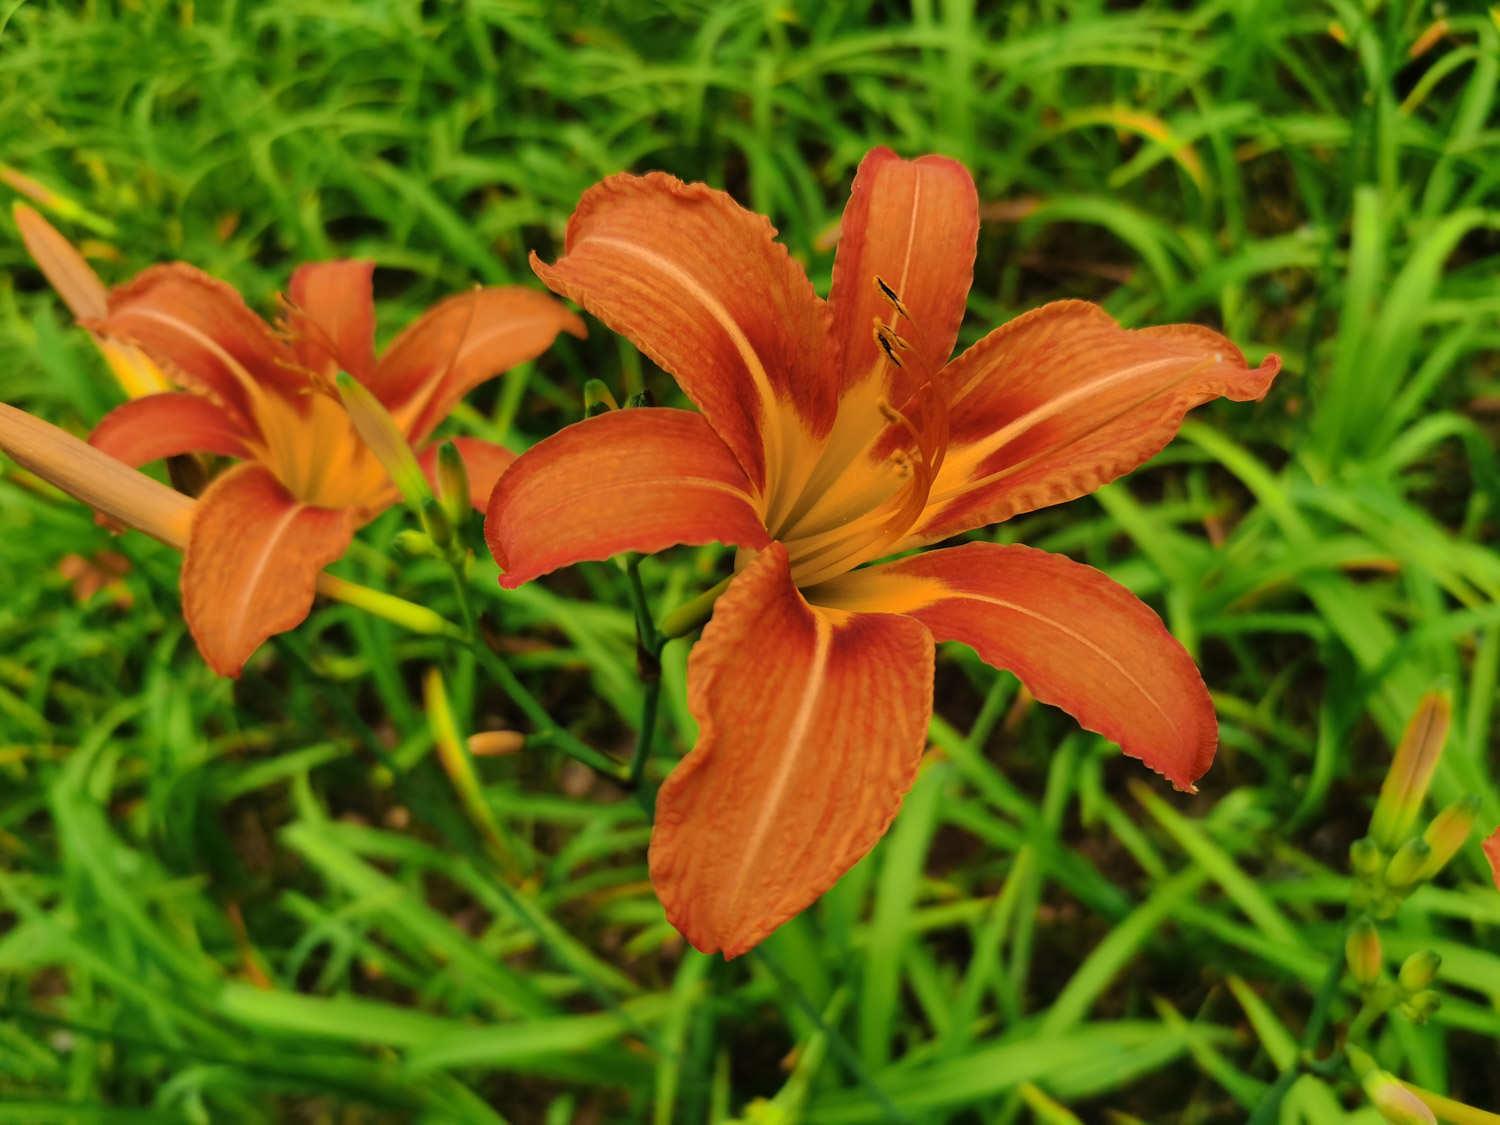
{"left": 0, "top": 1, "right": 1497, "bottom": 1121}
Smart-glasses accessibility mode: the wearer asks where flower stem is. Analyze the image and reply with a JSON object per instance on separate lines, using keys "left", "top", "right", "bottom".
{"left": 624, "top": 556, "right": 664, "bottom": 808}
{"left": 1246, "top": 950, "right": 1347, "bottom": 1125}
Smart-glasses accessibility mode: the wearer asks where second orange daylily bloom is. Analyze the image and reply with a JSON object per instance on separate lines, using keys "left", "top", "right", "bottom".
{"left": 487, "top": 147, "right": 1281, "bottom": 957}
{"left": 1486, "top": 828, "right": 1500, "bottom": 890}
{"left": 20, "top": 211, "right": 583, "bottom": 676}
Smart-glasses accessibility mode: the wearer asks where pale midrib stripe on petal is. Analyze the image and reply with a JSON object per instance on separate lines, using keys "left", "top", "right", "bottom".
{"left": 929, "top": 355, "right": 1215, "bottom": 508}
{"left": 957, "top": 591, "right": 1182, "bottom": 737}
{"left": 579, "top": 233, "right": 785, "bottom": 489}
{"left": 514, "top": 475, "right": 763, "bottom": 527}
{"left": 223, "top": 497, "right": 307, "bottom": 651}
{"left": 726, "top": 609, "right": 833, "bottom": 918}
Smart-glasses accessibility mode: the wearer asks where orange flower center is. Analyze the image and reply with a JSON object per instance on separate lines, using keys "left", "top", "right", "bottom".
{"left": 768, "top": 283, "right": 948, "bottom": 587}
{"left": 246, "top": 381, "right": 395, "bottom": 512}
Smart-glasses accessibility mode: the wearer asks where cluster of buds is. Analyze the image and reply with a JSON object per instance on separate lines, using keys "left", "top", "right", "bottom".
{"left": 1344, "top": 920, "right": 1443, "bottom": 1027}
{"left": 1348, "top": 693, "right": 1478, "bottom": 919}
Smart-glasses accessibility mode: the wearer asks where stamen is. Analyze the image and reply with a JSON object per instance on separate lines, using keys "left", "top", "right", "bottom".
{"left": 874, "top": 275, "right": 912, "bottom": 319}
{"left": 873, "top": 324, "right": 905, "bottom": 368}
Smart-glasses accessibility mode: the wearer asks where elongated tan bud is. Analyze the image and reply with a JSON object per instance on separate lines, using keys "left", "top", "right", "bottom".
{"left": 0, "top": 402, "right": 192, "bottom": 547}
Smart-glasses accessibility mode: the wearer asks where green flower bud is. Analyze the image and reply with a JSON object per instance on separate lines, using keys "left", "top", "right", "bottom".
{"left": 1398, "top": 950, "right": 1441, "bottom": 993}
{"left": 393, "top": 529, "right": 438, "bottom": 558}
{"left": 1350, "top": 836, "right": 1386, "bottom": 879}
{"left": 1398, "top": 989, "right": 1441, "bottom": 1025}
{"left": 420, "top": 497, "right": 452, "bottom": 550}
{"left": 1385, "top": 838, "right": 1432, "bottom": 889}
{"left": 434, "top": 441, "right": 470, "bottom": 525}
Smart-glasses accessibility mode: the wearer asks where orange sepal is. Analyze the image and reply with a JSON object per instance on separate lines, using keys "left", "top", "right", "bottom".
{"left": 812, "top": 542, "right": 1217, "bottom": 792}
{"left": 829, "top": 147, "right": 978, "bottom": 389}
{"left": 418, "top": 436, "right": 515, "bottom": 512}
{"left": 182, "top": 462, "right": 354, "bottom": 677}
{"left": 914, "top": 302, "right": 1281, "bottom": 542}
{"left": 649, "top": 543, "right": 934, "bottom": 958}
{"left": 485, "top": 408, "right": 770, "bottom": 589}
{"left": 284, "top": 260, "right": 377, "bottom": 381}
{"left": 531, "top": 172, "right": 833, "bottom": 488}
{"left": 90, "top": 392, "right": 252, "bottom": 468}
{"left": 1485, "top": 829, "right": 1500, "bottom": 891}
{"left": 370, "top": 287, "right": 585, "bottom": 443}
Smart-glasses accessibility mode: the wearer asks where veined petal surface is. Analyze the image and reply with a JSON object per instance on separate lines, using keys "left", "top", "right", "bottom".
{"left": 90, "top": 393, "right": 251, "bottom": 467}
{"left": 829, "top": 147, "right": 978, "bottom": 391}
{"left": 531, "top": 172, "right": 832, "bottom": 490}
{"left": 650, "top": 543, "right": 934, "bottom": 957}
{"left": 285, "top": 260, "right": 377, "bottom": 381}
{"left": 372, "top": 287, "right": 585, "bottom": 443}
{"left": 182, "top": 462, "right": 354, "bottom": 677}
{"left": 911, "top": 303, "right": 1280, "bottom": 542}
{"left": 93, "top": 264, "right": 300, "bottom": 421}
{"left": 812, "top": 542, "right": 1216, "bottom": 791}
{"left": 485, "top": 408, "right": 770, "bottom": 589}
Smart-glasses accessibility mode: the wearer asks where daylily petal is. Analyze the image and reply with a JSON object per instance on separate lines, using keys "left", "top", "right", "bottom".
{"left": 285, "top": 260, "right": 377, "bottom": 381}
{"left": 829, "top": 147, "right": 979, "bottom": 389}
{"left": 531, "top": 172, "right": 832, "bottom": 490}
{"left": 911, "top": 303, "right": 1281, "bottom": 543}
{"left": 418, "top": 436, "right": 515, "bottom": 512}
{"left": 650, "top": 543, "right": 934, "bottom": 957}
{"left": 182, "top": 462, "right": 353, "bottom": 677}
{"left": 1485, "top": 828, "right": 1500, "bottom": 890}
{"left": 90, "top": 392, "right": 251, "bottom": 468}
{"left": 811, "top": 542, "right": 1216, "bottom": 791}
{"left": 485, "top": 408, "right": 769, "bottom": 589}
{"left": 370, "top": 287, "right": 585, "bottom": 443}
{"left": 94, "top": 264, "right": 300, "bottom": 423}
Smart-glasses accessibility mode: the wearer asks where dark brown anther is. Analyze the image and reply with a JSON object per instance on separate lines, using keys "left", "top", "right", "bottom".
{"left": 874, "top": 275, "right": 912, "bottom": 319}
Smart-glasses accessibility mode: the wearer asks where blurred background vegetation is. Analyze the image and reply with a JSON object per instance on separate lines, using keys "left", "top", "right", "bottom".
{"left": 1, "top": 1, "right": 1497, "bottom": 1122}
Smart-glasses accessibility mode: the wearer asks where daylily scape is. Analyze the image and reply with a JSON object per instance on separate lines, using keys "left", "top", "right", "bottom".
{"left": 487, "top": 147, "right": 1281, "bottom": 957}
{"left": 18, "top": 207, "right": 583, "bottom": 675}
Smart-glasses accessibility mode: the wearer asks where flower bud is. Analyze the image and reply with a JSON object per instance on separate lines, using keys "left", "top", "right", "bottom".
{"left": 335, "top": 372, "right": 428, "bottom": 509}
{"left": 1385, "top": 838, "right": 1432, "bottom": 889}
{"left": 1350, "top": 836, "right": 1386, "bottom": 879}
{"left": 1370, "top": 692, "right": 1450, "bottom": 849}
{"left": 434, "top": 441, "right": 470, "bottom": 526}
{"left": 1362, "top": 1070, "right": 1437, "bottom": 1124}
{"left": 583, "top": 379, "right": 618, "bottom": 417}
{"left": 1345, "top": 918, "right": 1383, "bottom": 986}
{"left": 420, "top": 497, "right": 453, "bottom": 550}
{"left": 1414, "top": 798, "right": 1478, "bottom": 881}
{"left": 1398, "top": 950, "right": 1441, "bottom": 994}
{"left": 393, "top": 529, "right": 438, "bottom": 558}
{"left": 1399, "top": 989, "right": 1442, "bottom": 1024}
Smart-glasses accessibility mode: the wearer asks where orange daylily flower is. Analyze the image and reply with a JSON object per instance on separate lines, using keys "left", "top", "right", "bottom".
{"left": 1485, "top": 828, "right": 1500, "bottom": 890}
{"left": 486, "top": 147, "right": 1281, "bottom": 957}
{"left": 23, "top": 221, "right": 583, "bottom": 676}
